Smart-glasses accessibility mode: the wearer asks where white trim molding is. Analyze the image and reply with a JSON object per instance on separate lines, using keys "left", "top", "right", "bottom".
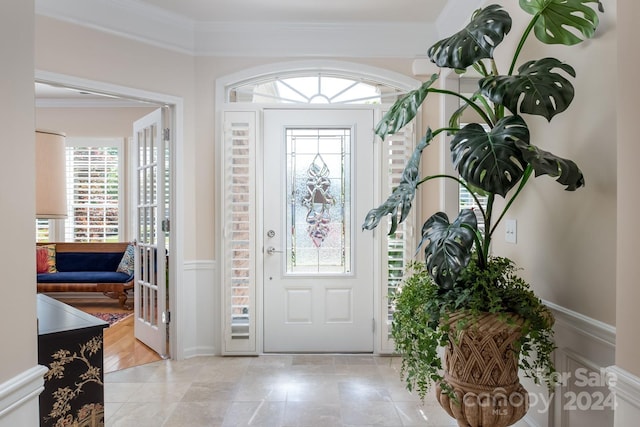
{"left": 545, "top": 300, "right": 617, "bottom": 347}
{"left": 607, "top": 366, "right": 640, "bottom": 426}
{"left": 0, "top": 365, "right": 48, "bottom": 419}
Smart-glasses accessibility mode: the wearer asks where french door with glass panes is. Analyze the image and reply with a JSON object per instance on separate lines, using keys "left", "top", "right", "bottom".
{"left": 133, "top": 108, "right": 169, "bottom": 357}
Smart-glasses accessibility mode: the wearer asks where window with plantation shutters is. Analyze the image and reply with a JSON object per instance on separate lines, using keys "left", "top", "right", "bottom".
{"left": 222, "top": 111, "right": 257, "bottom": 354}
{"left": 36, "top": 218, "right": 50, "bottom": 242}
{"left": 380, "top": 120, "right": 416, "bottom": 353}
{"left": 64, "top": 139, "right": 123, "bottom": 242}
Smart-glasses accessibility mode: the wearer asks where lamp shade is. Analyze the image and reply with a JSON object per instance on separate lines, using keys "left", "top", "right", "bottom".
{"left": 36, "top": 130, "right": 67, "bottom": 219}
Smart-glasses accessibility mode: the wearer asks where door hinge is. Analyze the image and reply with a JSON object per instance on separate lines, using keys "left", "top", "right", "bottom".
{"left": 162, "top": 311, "right": 171, "bottom": 324}
{"left": 163, "top": 128, "right": 170, "bottom": 141}
{"left": 372, "top": 318, "right": 376, "bottom": 333}
{"left": 162, "top": 218, "right": 170, "bottom": 232}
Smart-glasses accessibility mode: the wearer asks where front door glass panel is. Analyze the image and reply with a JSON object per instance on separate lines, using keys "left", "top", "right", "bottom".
{"left": 285, "top": 128, "right": 351, "bottom": 275}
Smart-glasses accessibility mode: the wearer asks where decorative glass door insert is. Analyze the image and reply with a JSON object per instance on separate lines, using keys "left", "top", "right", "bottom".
{"left": 286, "top": 128, "right": 351, "bottom": 275}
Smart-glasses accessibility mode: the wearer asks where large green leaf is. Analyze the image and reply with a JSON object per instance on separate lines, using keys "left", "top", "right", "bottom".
{"left": 479, "top": 58, "right": 576, "bottom": 122}
{"left": 418, "top": 210, "right": 477, "bottom": 290}
{"left": 428, "top": 5, "right": 512, "bottom": 70}
{"left": 375, "top": 74, "right": 439, "bottom": 140}
{"left": 451, "top": 116, "right": 529, "bottom": 197}
{"left": 519, "top": 0, "right": 604, "bottom": 45}
{"left": 362, "top": 130, "right": 432, "bottom": 234}
{"left": 514, "top": 139, "right": 585, "bottom": 190}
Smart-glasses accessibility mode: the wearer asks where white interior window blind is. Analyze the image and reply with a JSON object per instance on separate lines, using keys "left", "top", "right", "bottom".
{"left": 64, "top": 138, "right": 124, "bottom": 242}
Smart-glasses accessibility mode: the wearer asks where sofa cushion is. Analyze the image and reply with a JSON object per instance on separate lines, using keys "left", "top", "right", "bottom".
{"left": 37, "top": 271, "right": 133, "bottom": 283}
{"left": 55, "top": 252, "right": 123, "bottom": 272}
{"left": 116, "top": 244, "right": 135, "bottom": 275}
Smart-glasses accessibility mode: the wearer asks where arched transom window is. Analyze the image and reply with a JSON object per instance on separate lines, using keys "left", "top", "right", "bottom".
{"left": 228, "top": 73, "right": 407, "bottom": 104}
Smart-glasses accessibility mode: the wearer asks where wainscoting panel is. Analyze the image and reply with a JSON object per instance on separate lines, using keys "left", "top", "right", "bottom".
{"left": 519, "top": 301, "right": 616, "bottom": 427}
{"left": 182, "top": 260, "right": 218, "bottom": 359}
{"left": 0, "top": 365, "right": 48, "bottom": 426}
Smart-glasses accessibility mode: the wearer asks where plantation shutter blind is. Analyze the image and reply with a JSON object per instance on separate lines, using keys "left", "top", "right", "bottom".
{"left": 221, "top": 111, "right": 257, "bottom": 354}
{"left": 380, "top": 118, "right": 416, "bottom": 353}
{"left": 65, "top": 140, "right": 122, "bottom": 242}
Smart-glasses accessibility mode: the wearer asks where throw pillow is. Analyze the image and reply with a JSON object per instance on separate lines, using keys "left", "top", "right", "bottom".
{"left": 36, "top": 246, "right": 49, "bottom": 273}
{"left": 36, "top": 244, "right": 57, "bottom": 273}
{"left": 116, "top": 244, "right": 135, "bottom": 276}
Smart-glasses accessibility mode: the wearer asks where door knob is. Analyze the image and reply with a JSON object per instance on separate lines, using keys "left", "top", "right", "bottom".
{"left": 266, "top": 246, "right": 283, "bottom": 255}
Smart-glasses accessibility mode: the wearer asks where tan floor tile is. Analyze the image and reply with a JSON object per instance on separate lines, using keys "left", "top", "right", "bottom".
{"left": 106, "top": 402, "right": 177, "bottom": 427}
{"left": 102, "top": 355, "right": 463, "bottom": 427}
{"left": 163, "top": 401, "right": 229, "bottom": 427}
{"left": 221, "top": 401, "right": 285, "bottom": 426}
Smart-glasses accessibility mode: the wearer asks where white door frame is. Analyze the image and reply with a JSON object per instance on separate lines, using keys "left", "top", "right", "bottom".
{"left": 216, "top": 60, "right": 422, "bottom": 355}
{"left": 35, "top": 70, "right": 186, "bottom": 360}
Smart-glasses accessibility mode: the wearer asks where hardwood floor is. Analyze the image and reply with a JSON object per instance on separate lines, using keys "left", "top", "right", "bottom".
{"left": 46, "top": 294, "right": 162, "bottom": 373}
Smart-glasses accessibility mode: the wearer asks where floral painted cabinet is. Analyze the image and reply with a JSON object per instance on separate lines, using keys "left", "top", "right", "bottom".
{"left": 37, "top": 294, "right": 108, "bottom": 427}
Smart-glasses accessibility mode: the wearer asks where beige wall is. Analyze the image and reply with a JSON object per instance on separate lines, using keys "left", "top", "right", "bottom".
{"left": 0, "top": 0, "right": 38, "bottom": 381}
{"left": 616, "top": 0, "right": 640, "bottom": 378}
{"left": 35, "top": 15, "right": 199, "bottom": 259}
{"left": 487, "top": 1, "right": 617, "bottom": 326}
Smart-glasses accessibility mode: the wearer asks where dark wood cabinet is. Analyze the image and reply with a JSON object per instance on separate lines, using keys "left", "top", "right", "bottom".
{"left": 37, "top": 294, "right": 108, "bottom": 427}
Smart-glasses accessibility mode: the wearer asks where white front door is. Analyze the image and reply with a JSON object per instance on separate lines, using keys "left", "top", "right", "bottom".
{"left": 263, "top": 109, "right": 375, "bottom": 353}
{"left": 133, "top": 108, "right": 169, "bottom": 357}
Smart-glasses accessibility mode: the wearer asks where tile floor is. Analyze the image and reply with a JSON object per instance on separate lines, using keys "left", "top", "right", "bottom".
{"left": 104, "top": 354, "right": 459, "bottom": 427}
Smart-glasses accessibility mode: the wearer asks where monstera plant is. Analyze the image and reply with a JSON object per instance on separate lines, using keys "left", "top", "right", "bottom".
{"left": 362, "top": 1, "right": 604, "bottom": 425}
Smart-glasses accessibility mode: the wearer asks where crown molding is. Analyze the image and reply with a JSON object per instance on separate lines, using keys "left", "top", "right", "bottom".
{"left": 35, "top": 0, "right": 195, "bottom": 54}
{"left": 35, "top": 0, "right": 481, "bottom": 58}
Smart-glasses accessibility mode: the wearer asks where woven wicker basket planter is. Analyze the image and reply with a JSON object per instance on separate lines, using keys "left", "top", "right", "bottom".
{"left": 435, "top": 312, "right": 529, "bottom": 427}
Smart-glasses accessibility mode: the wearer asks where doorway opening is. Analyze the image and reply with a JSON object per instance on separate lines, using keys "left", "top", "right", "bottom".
{"left": 34, "top": 71, "right": 183, "bottom": 370}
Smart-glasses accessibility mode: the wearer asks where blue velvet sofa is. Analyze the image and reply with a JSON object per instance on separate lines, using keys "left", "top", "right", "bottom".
{"left": 36, "top": 242, "right": 134, "bottom": 308}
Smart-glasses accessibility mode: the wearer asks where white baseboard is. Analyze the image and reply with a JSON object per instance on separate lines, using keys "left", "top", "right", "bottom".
{"left": 607, "top": 365, "right": 640, "bottom": 426}
{"left": 0, "top": 365, "right": 48, "bottom": 420}
{"left": 183, "top": 345, "right": 216, "bottom": 359}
